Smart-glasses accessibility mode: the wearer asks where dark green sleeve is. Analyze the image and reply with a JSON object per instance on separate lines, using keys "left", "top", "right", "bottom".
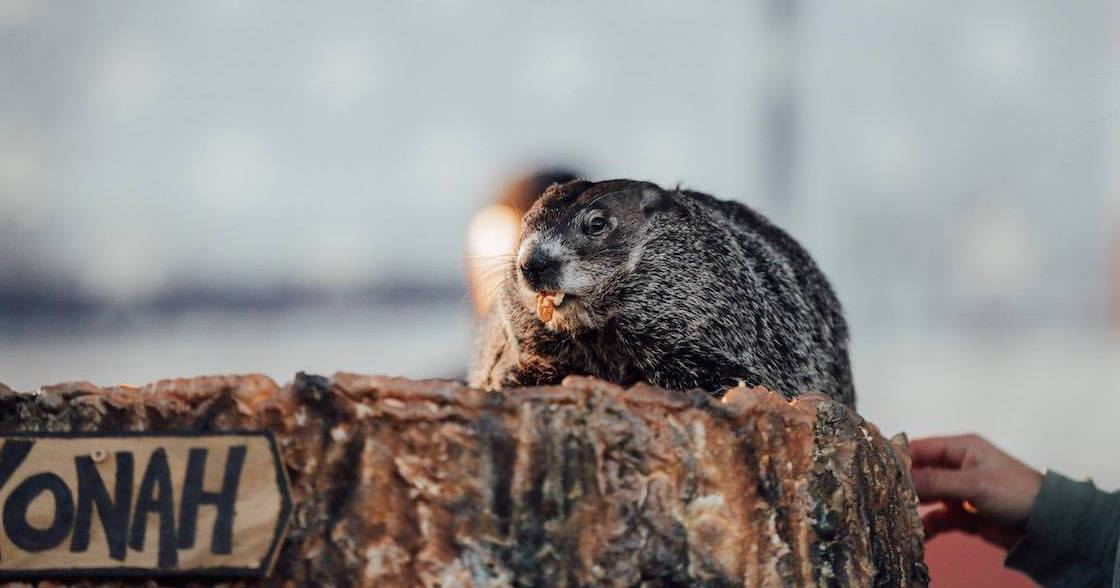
{"left": 1004, "top": 470, "right": 1120, "bottom": 588}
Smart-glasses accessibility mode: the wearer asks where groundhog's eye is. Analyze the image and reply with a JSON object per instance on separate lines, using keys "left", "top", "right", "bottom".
{"left": 584, "top": 212, "right": 609, "bottom": 236}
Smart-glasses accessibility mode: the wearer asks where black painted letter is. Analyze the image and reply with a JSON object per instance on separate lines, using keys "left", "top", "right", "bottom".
{"left": 2, "top": 472, "right": 74, "bottom": 552}
{"left": 71, "top": 451, "right": 133, "bottom": 560}
{"left": 129, "top": 448, "right": 177, "bottom": 569}
{"left": 0, "top": 439, "right": 34, "bottom": 560}
{"left": 177, "top": 445, "right": 246, "bottom": 554}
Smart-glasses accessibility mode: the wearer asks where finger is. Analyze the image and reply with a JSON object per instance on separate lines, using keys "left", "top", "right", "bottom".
{"left": 909, "top": 435, "right": 980, "bottom": 468}
{"left": 922, "top": 504, "right": 977, "bottom": 542}
{"left": 911, "top": 467, "right": 977, "bottom": 503}
{"left": 921, "top": 508, "right": 955, "bottom": 541}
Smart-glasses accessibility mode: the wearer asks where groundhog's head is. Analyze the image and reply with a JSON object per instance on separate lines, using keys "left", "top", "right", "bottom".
{"left": 511, "top": 179, "right": 679, "bottom": 330}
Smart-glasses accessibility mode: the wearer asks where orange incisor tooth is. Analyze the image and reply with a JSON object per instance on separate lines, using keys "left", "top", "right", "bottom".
{"left": 536, "top": 293, "right": 554, "bottom": 322}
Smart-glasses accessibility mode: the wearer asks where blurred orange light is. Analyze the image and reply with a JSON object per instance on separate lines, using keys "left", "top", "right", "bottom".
{"left": 466, "top": 204, "right": 521, "bottom": 315}
{"left": 467, "top": 204, "right": 520, "bottom": 261}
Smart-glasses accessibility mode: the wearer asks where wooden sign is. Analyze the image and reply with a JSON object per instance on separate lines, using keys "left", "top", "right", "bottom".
{"left": 0, "top": 431, "right": 292, "bottom": 579}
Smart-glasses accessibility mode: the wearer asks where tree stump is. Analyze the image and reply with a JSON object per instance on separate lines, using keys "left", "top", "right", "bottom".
{"left": 0, "top": 373, "right": 928, "bottom": 587}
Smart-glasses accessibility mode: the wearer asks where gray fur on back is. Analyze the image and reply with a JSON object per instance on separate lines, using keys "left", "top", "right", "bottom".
{"left": 469, "top": 179, "right": 855, "bottom": 407}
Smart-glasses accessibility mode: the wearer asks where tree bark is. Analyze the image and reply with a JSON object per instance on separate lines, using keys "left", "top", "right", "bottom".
{"left": 0, "top": 373, "right": 928, "bottom": 587}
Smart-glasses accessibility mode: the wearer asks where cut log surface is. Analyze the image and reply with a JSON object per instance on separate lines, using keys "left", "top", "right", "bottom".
{"left": 0, "top": 374, "right": 929, "bottom": 587}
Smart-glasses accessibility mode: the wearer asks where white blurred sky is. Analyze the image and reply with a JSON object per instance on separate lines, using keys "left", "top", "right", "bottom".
{"left": 0, "top": 1, "right": 1116, "bottom": 326}
{"left": 1, "top": 1, "right": 1120, "bottom": 486}
{"left": 0, "top": 1, "right": 770, "bottom": 300}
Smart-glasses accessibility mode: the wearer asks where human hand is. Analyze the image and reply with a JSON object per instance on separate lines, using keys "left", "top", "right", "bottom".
{"left": 909, "top": 434, "right": 1043, "bottom": 549}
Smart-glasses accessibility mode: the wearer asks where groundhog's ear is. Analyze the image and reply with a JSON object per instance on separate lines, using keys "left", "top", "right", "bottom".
{"left": 640, "top": 188, "right": 679, "bottom": 218}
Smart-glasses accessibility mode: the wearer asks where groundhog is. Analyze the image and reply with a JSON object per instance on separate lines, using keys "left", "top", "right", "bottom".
{"left": 468, "top": 179, "right": 855, "bottom": 407}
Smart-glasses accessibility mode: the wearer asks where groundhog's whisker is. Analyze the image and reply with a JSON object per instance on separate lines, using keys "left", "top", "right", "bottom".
{"left": 464, "top": 253, "right": 517, "bottom": 262}
{"left": 477, "top": 275, "right": 514, "bottom": 303}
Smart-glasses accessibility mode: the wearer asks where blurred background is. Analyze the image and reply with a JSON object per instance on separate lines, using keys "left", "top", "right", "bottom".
{"left": 1, "top": 2, "right": 1118, "bottom": 584}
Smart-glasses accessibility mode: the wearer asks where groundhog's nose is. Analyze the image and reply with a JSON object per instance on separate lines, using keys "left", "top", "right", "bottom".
{"left": 520, "top": 248, "right": 560, "bottom": 291}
